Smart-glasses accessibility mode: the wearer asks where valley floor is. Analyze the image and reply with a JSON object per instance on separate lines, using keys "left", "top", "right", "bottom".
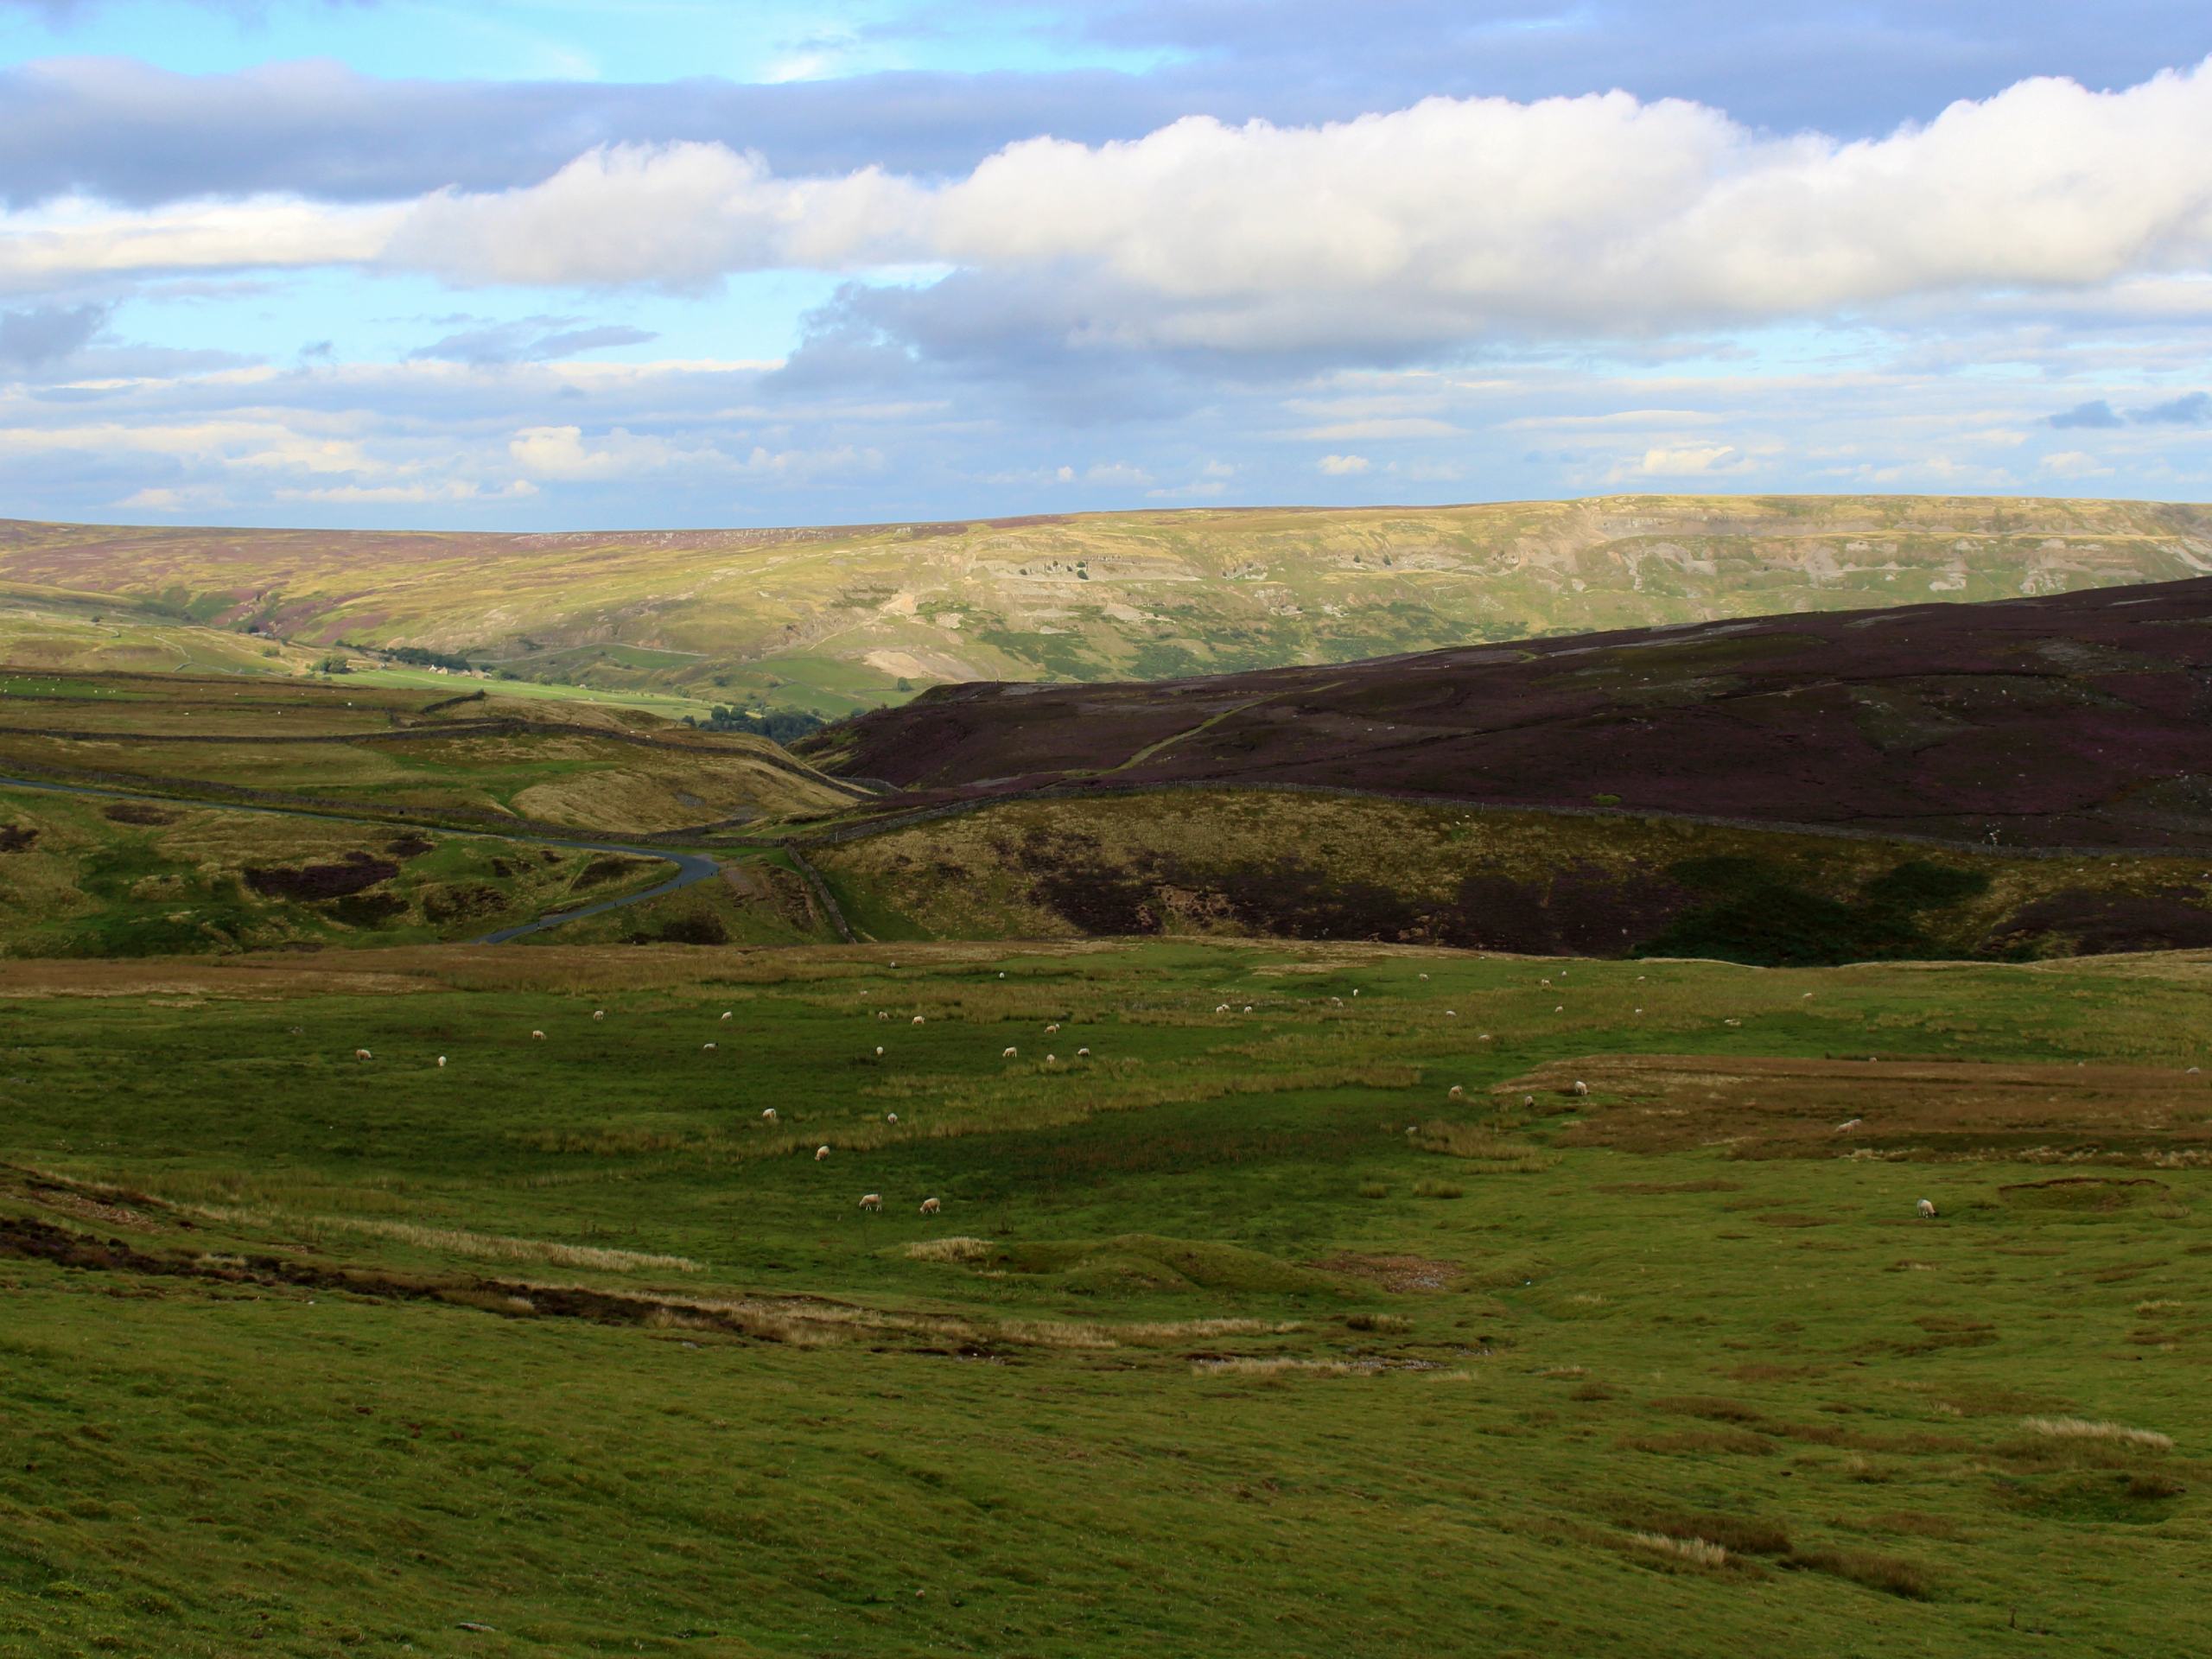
{"left": 3, "top": 941, "right": 2208, "bottom": 1656}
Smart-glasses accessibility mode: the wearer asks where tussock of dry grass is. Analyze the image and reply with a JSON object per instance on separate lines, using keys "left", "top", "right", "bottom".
{"left": 1618, "top": 1510, "right": 1791, "bottom": 1557}
{"left": 1192, "top": 1356, "right": 1368, "bottom": 1378}
{"left": 1344, "top": 1312, "right": 1412, "bottom": 1333}
{"left": 1410, "top": 1120, "right": 1560, "bottom": 1172}
{"left": 189, "top": 1205, "right": 702, "bottom": 1274}
{"left": 1629, "top": 1532, "right": 1730, "bottom": 1569}
{"left": 1117, "top": 1318, "right": 1300, "bottom": 1344}
{"left": 437, "top": 1287, "right": 537, "bottom": 1316}
{"left": 2022, "top": 1416, "right": 2174, "bottom": 1450}
{"left": 905, "top": 1236, "right": 992, "bottom": 1262}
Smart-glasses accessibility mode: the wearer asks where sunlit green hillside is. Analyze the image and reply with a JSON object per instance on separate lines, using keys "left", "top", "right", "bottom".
{"left": 4, "top": 496, "right": 2205, "bottom": 711}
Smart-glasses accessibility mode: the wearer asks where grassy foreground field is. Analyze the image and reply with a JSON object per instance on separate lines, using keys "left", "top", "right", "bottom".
{"left": 3, "top": 940, "right": 2208, "bottom": 1656}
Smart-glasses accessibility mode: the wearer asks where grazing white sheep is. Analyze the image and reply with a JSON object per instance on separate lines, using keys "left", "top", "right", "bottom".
{"left": 1243, "top": 1005, "right": 1253, "bottom": 1014}
{"left": 1478, "top": 1033, "right": 1492, "bottom": 1042}
{"left": 1351, "top": 989, "right": 1359, "bottom": 998}
{"left": 592, "top": 1010, "right": 605, "bottom": 1020}
{"left": 531, "top": 1030, "right": 546, "bottom": 1040}
{"left": 1554, "top": 1005, "right": 1564, "bottom": 1013}
{"left": 1572, "top": 1080, "right": 1589, "bottom": 1097}
{"left": 886, "top": 1112, "right": 898, "bottom": 1124}
{"left": 354, "top": 1048, "right": 372, "bottom": 1061}
{"left": 1446, "top": 1009, "right": 1458, "bottom": 1018}
{"left": 919, "top": 1197, "right": 941, "bottom": 1215}
{"left": 815, "top": 1145, "right": 831, "bottom": 1161}
{"left": 874, "top": 1046, "right": 885, "bottom": 1057}
{"left": 912, "top": 1015, "right": 925, "bottom": 1025}
{"left": 762, "top": 1108, "right": 779, "bottom": 1122}
{"left": 1046, "top": 1054, "right": 1057, "bottom": 1065}
{"left": 1522, "top": 1095, "right": 1535, "bottom": 1109}
{"left": 859, "top": 1193, "right": 882, "bottom": 1212}
{"left": 1077, "top": 1046, "right": 1090, "bottom": 1058}
{"left": 1633, "top": 1007, "right": 1643, "bottom": 1015}
{"left": 436, "top": 1056, "right": 447, "bottom": 1069}
{"left": 1916, "top": 1198, "right": 1937, "bottom": 1219}
{"left": 1448, "top": 1085, "right": 1465, "bottom": 1100}
{"left": 721, "top": 1011, "right": 733, "bottom": 1022}
{"left": 1216, "top": 1003, "right": 1230, "bottom": 1013}
{"left": 1419, "top": 973, "right": 1429, "bottom": 980}
{"left": 1836, "top": 1118, "right": 1863, "bottom": 1133}
{"left": 1724, "top": 1018, "right": 1742, "bottom": 1027}
{"left": 1002, "top": 1046, "right": 1018, "bottom": 1058}
{"left": 1046, "top": 1023, "right": 1059, "bottom": 1033}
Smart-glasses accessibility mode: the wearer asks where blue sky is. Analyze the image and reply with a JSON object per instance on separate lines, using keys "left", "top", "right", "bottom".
{"left": 2, "top": 0, "right": 2210, "bottom": 527}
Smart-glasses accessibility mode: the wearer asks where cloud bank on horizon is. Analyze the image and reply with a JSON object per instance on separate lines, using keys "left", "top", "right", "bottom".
{"left": 0, "top": 0, "right": 2209, "bottom": 527}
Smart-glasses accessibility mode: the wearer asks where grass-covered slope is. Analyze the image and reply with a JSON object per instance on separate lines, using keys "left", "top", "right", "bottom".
{"left": 4, "top": 495, "right": 2207, "bottom": 711}
{"left": 0, "top": 582, "right": 329, "bottom": 677}
{"left": 0, "top": 671, "right": 867, "bottom": 837}
{"left": 809, "top": 790, "right": 2212, "bottom": 962}
{"left": 3, "top": 940, "right": 2208, "bottom": 1654}
{"left": 0, "top": 785, "right": 667, "bottom": 956}
{"left": 809, "top": 574, "right": 2212, "bottom": 850}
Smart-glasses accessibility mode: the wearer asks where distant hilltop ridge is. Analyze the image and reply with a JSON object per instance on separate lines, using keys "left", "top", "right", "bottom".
{"left": 1, "top": 495, "right": 2206, "bottom": 717}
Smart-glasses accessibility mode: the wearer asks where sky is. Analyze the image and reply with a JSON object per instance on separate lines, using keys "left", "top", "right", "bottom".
{"left": 2, "top": 1, "right": 2210, "bottom": 529}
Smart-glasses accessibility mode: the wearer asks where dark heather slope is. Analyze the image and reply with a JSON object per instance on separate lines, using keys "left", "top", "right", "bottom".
{"left": 799, "top": 576, "right": 2212, "bottom": 849}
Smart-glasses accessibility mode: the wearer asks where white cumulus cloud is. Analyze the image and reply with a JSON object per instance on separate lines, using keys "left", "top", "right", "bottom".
{"left": 8, "top": 60, "right": 2212, "bottom": 357}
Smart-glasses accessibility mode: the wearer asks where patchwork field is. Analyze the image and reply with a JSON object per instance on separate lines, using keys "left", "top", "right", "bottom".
{"left": 3, "top": 940, "right": 2209, "bottom": 1656}
{"left": 4, "top": 496, "right": 2207, "bottom": 712}
{"left": 0, "top": 671, "right": 868, "bottom": 839}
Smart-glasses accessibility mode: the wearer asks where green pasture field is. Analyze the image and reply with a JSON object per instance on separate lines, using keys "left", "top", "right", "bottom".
{"left": 2, "top": 939, "right": 2206, "bottom": 1656}
{"left": 339, "top": 667, "right": 722, "bottom": 721}
{"left": 0, "top": 671, "right": 866, "bottom": 837}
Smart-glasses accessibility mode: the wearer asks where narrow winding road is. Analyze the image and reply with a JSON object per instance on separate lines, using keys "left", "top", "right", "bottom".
{"left": 0, "top": 774, "right": 721, "bottom": 944}
{"left": 472, "top": 846, "right": 720, "bottom": 944}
